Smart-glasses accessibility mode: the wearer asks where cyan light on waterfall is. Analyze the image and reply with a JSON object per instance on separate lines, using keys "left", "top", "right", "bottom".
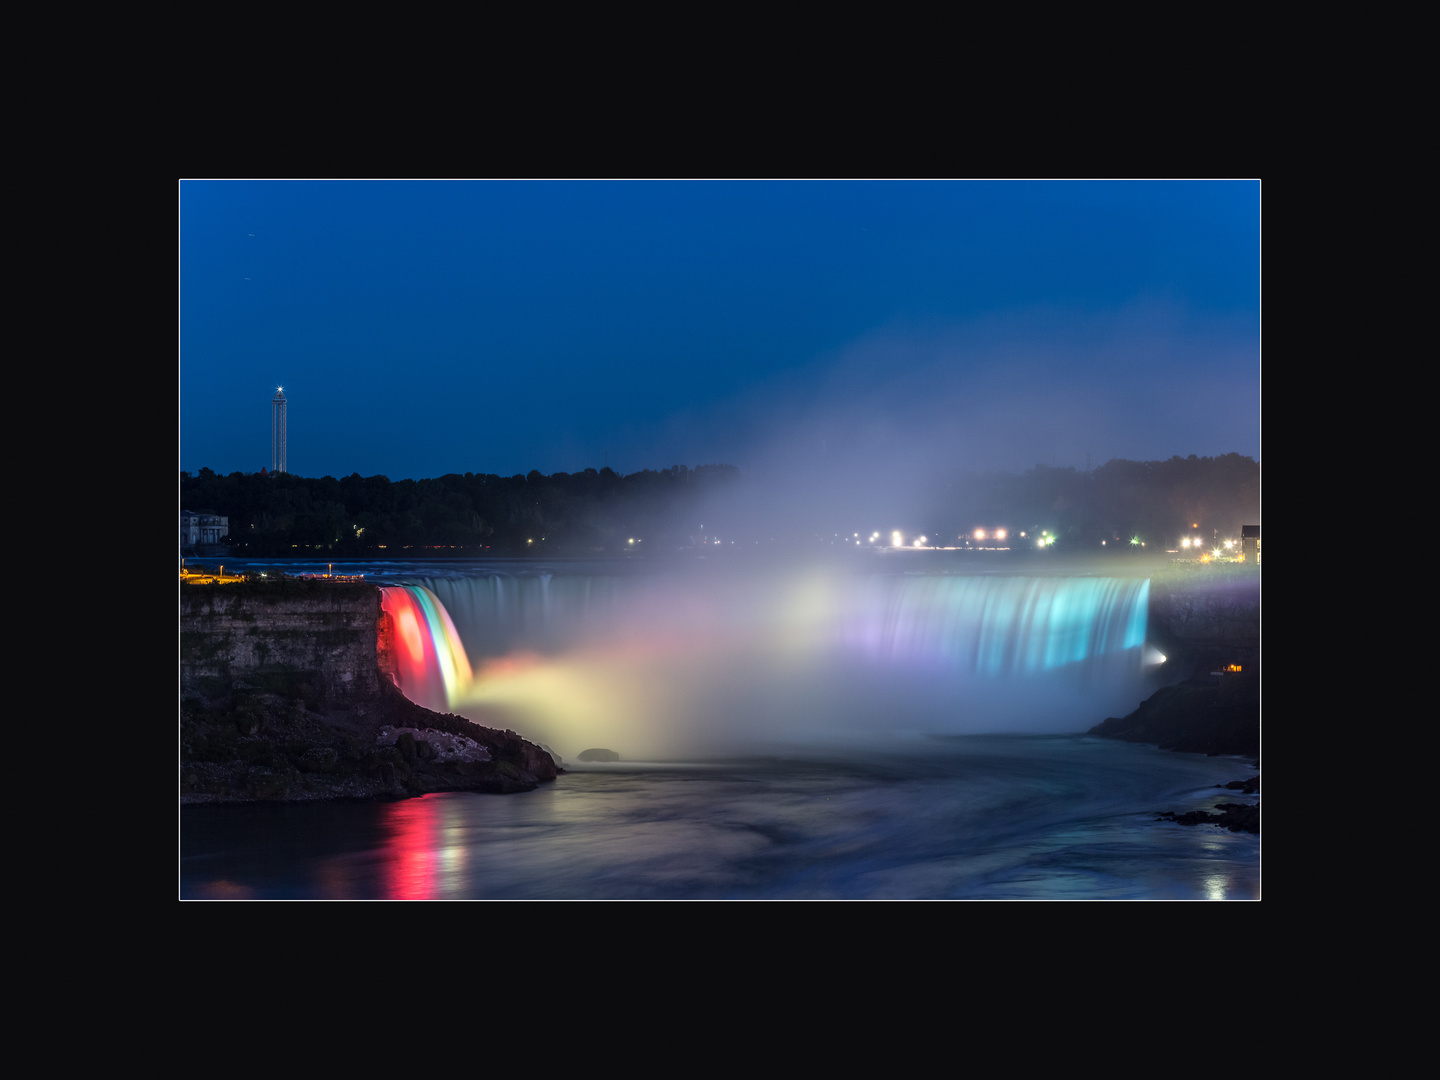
{"left": 380, "top": 572, "right": 1155, "bottom": 761}
{"left": 842, "top": 577, "right": 1148, "bottom": 675}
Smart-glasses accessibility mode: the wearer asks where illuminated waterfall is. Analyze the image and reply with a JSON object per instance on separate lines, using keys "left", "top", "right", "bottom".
{"left": 842, "top": 576, "right": 1149, "bottom": 674}
{"left": 382, "top": 572, "right": 1152, "bottom": 757}
{"left": 380, "top": 585, "right": 475, "bottom": 713}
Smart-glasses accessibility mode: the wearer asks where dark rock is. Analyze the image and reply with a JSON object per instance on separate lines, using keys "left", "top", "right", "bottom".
{"left": 298, "top": 747, "right": 339, "bottom": 773}
{"left": 578, "top": 748, "right": 620, "bottom": 762}
{"left": 1156, "top": 801, "right": 1259, "bottom": 834}
{"left": 396, "top": 732, "right": 416, "bottom": 761}
{"left": 1089, "top": 670, "right": 1258, "bottom": 756}
{"left": 1146, "top": 567, "right": 1260, "bottom": 676}
{"left": 180, "top": 586, "right": 562, "bottom": 804}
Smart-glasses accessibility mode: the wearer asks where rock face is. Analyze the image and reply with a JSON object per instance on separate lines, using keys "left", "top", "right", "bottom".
{"left": 181, "top": 581, "right": 387, "bottom": 707}
{"left": 1089, "top": 671, "right": 1259, "bottom": 757}
{"left": 1091, "top": 566, "right": 1260, "bottom": 757}
{"left": 577, "top": 748, "right": 620, "bottom": 762}
{"left": 180, "top": 582, "right": 560, "bottom": 803}
{"left": 1147, "top": 568, "right": 1260, "bottom": 675}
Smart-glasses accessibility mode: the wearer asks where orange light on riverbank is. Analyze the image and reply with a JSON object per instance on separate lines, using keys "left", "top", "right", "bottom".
{"left": 180, "top": 565, "right": 246, "bottom": 584}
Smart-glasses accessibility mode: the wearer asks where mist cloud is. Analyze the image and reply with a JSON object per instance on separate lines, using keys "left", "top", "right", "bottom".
{"left": 637, "top": 299, "right": 1258, "bottom": 535}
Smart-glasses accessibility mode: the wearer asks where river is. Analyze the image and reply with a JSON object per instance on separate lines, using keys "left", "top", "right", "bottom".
{"left": 180, "top": 556, "right": 1259, "bottom": 899}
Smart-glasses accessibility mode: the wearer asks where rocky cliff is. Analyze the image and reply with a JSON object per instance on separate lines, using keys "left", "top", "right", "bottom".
{"left": 181, "top": 581, "right": 388, "bottom": 706}
{"left": 1088, "top": 669, "right": 1259, "bottom": 757}
{"left": 1146, "top": 564, "right": 1260, "bottom": 675}
{"left": 180, "top": 582, "right": 559, "bottom": 803}
{"left": 1090, "top": 564, "right": 1260, "bottom": 760}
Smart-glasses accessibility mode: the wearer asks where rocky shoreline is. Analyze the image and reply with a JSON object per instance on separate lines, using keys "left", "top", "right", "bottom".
{"left": 1155, "top": 774, "right": 1259, "bottom": 833}
{"left": 1089, "top": 670, "right": 1259, "bottom": 834}
{"left": 181, "top": 674, "right": 560, "bottom": 804}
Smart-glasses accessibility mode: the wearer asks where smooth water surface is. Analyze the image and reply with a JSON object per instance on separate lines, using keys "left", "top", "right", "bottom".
{"left": 181, "top": 736, "right": 1258, "bottom": 900}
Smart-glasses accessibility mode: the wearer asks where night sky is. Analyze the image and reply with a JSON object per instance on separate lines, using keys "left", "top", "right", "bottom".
{"left": 180, "top": 181, "right": 1259, "bottom": 483}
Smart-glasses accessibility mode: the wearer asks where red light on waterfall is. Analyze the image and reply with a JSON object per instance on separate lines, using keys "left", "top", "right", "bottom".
{"left": 398, "top": 607, "right": 424, "bottom": 664}
{"left": 379, "top": 586, "right": 450, "bottom": 714}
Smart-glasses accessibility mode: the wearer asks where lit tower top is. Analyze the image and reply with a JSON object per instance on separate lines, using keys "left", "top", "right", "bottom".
{"left": 271, "top": 387, "right": 287, "bottom": 474}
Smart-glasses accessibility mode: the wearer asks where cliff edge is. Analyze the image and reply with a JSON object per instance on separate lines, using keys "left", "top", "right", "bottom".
{"left": 1088, "top": 669, "right": 1259, "bottom": 757}
{"left": 181, "top": 581, "right": 559, "bottom": 803}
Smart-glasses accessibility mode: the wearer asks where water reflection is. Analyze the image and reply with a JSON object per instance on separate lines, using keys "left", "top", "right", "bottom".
{"left": 182, "top": 738, "right": 1258, "bottom": 899}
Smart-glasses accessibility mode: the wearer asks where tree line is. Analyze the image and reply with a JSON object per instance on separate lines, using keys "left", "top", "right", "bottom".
{"left": 931, "top": 453, "right": 1260, "bottom": 548}
{"left": 180, "top": 453, "right": 1258, "bottom": 556}
{"left": 180, "top": 465, "right": 742, "bottom": 556}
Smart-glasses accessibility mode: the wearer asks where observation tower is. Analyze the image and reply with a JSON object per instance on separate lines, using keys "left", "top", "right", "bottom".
{"left": 271, "top": 387, "right": 287, "bottom": 474}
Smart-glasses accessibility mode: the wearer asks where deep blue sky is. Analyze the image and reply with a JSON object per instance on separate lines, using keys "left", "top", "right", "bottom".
{"left": 180, "top": 181, "right": 1259, "bottom": 481}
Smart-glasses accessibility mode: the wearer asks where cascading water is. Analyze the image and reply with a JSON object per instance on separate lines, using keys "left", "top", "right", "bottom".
{"left": 379, "top": 585, "right": 474, "bottom": 714}
{"left": 380, "top": 570, "right": 1154, "bottom": 760}
{"left": 842, "top": 575, "right": 1149, "bottom": 674}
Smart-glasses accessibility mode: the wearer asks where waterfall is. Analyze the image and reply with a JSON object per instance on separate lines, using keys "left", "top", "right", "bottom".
{"left": 381, "top": 570, "right": 1152, "bottom": 757}
{"left": 843, "top": 576, "right": 1149, "bottom": 674}
{"left": 379, "top": 585, "right": 475, "bottom": 713}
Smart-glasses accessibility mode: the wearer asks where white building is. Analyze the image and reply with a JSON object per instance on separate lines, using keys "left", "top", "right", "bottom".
{"left": 181, "top": 510, "right": 229, "bottom": 548}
